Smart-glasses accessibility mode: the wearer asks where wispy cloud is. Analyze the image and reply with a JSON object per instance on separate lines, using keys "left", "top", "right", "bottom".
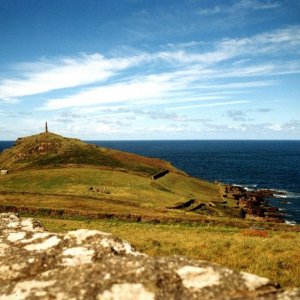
{"left": 256, "top": 108, "right": 273, "bottom": 113}
{"left": 0, "top": 24, "right": 299, "bottom": 133}
{"left": 238, "top": 0, "right": 280, "bottom": 10}
{"left": 226, "top": 107, "right": 273, "bottom": 122}
{"left": 41, "top": 64, "right": 271, "bottom": 110}
{"left": 198, "top": 6, "right": 222, "bottom": 16}
{"left": 226, "top": 109, "right": 250, "bottom": 122}
{"left": 1, "top": 25, "right": 299, "bottom": 103}
{"left": 169, "top": 100, "right": 251, "bottom": 111}
{"left": 0, "top": 53, "right": 147, "bottom": 99}
{"left": 198, "top": 0, "right": 280, "bottom": 16}
{"left": 0, "top": 97, "right": 20, "bottom": 104}
{"left": 41, "top": 75, "right": 173, "bottom": 110}
{"left": 164, "top": 26, "right": 300, "bottom": 67}
{"left": 240, "top": 120, "right": 300, "bottom": 133}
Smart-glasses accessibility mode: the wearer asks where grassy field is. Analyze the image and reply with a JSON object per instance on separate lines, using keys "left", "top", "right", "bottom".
{"left": 0, "top": 131, "right": 239, "bottom": 222}
{"left": 1, "top": 168, "right": 297, "bottom": 231}
{"left": 0, "top": 167, "right": 233, "bottom": 219}
{"left": 38, "top": 216, "right": 300, "bottom": 289}
{"left": 1, "top": 132, "right": 299, "bottom": 290}
{"left": 0, "top": 168, "right": 219, "bottom": 205}
{"left": 1, "top": 174, "right": 299, "bottom": 289}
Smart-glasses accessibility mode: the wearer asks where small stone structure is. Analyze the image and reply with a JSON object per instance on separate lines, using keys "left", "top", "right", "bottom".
{"left": 0, "top": 213, "right": 299, "bottom": 299}
{"left": 0, "top": 169, "right": 8, "bottom": 175}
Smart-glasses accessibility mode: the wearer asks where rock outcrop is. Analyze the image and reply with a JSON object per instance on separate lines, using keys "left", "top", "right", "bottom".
{"left": 0, "top": 213, "right": 299, "bottom": 300}
{"left": 225, "top": 185, "right": 284, "bottom": 222}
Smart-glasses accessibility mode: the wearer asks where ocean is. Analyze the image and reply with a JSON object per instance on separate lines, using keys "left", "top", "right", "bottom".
{"left": 1, "top": 140, "right": 299, "bottom": 224}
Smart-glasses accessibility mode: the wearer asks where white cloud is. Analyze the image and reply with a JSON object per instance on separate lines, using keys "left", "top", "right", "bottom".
{"left": 0, "top": 53, "right": 147, "bottom": 99}
{"left": 267, "top": 124, "right": 282, "bottom": 131}
{"left": 156, "top": 49, "right": 231, "bottom": 65}
{"left": 42, "top": 77, "right": 173, "bottom": 110}
{"left": 1, "top": 25, "right": 299, "bottom": 103}
{"left": 0, "top": 97, "right": 20, "bottom": 104}
{"left": 237, "top": 0, "right": 280, "bottom": 10}
{"left": 0, "top": 24, "right": 299, "bottom": 132}
{"left": 41, "top": 61, "right": 272, "bottom": 111}
{"left": 226, "top": 109, "right": 249, "bottom": 122}
{"left": 169, "top": 100, "right": 251, "bottom": 111}
{"left": 219, "top": 26, "right": 300, "bottom": 56}
{"left": 197, "top": 6, "right": 223, "bottom": 16}
{"left": 198, "top": 1, "right": 280, "bottom": 16}
{"left": 93, "top": 123, "right": 122, "bottom": 134}
{"left": 239, "top": 121, "right": 300, "bottom": 134}
{"left": 137, "top": 125, "right": 185, "bottom": 133}
{"left": 159, "top": 26, "right": 300, "bottom": 67}
{"left": 37, "top": 51, "right": 278, "bottom": 111}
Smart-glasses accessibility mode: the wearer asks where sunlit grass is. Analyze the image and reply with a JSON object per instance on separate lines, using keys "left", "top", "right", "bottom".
{"left": 1, "top": 162, "right": 298, "bottom": 289}
{"left": 40, "top": 217, "right": 300, "bottom": 288}
{"left": 0, "top": 167, "right": 225, "bottom": 212}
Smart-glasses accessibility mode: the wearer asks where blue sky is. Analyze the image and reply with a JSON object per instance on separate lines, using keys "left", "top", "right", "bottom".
{"left": 0, "top": 0, "right": 299, "bottom": 140}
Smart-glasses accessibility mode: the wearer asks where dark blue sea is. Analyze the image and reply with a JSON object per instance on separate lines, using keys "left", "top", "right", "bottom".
{"left": 1, "top": 140, "right": 299, "bottom": 224}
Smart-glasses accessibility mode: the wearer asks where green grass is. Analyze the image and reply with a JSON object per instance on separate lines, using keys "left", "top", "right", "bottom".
{"left": 157, "top": 172, "right": 220, "bottom": 202}
{"left": 0, "top": 132, "right": 178, "bottom": 175}
{"left": 1, "top": 131, "right": 299, "bottom": 289}
{"left": 0, "top": 167, "right": 224, "bottom": 212}
{"left": 0, "top": 131, "right": 241, "bottom": 221}
{"left": 1, "top": 167, "right": 299, "bottom": 290}
{"left": 39, "top": 217, "right": 300, "bottom": 289}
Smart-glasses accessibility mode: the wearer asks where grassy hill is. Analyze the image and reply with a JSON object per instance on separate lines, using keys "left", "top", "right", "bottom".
{"left": 0, "top": 131, "right": 230, "bottom": 219}
{"left": 0, "top": 131, "right": 180, "bottom": 175}
{"left": 1, "top": 131, "right": 299, "bottom": 288}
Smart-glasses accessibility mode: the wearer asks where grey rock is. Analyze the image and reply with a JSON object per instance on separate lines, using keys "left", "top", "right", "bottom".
{"left": 0, "top": 213, "right": 299, "bottom": 300}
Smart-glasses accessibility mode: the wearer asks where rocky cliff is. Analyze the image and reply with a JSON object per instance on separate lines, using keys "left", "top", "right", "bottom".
{"left": 0, "top": 213, "right": 299, "bottom": 300}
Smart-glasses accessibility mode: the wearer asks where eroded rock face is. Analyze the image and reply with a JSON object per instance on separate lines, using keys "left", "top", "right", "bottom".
{"left": 0, "top": 213, "right": 299, "bottom": 300}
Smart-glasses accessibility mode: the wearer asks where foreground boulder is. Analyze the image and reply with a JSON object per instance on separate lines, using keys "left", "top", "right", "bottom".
{"left": 0, "top": 213, "right": 299, "bottom": 300}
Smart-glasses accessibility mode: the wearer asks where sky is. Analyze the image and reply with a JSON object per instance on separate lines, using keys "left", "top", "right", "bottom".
{"left": 0, "top": 0, "right": 300, "bottom": 140}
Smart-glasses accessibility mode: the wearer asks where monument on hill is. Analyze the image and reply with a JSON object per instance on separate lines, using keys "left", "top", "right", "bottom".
{"left": 45, "top": 122, "right": 48, "bottom": 133}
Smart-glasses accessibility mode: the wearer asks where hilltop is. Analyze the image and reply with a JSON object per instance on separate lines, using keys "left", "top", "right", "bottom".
{"left": 0, "top": 131, "right": 179, "bottom": 175}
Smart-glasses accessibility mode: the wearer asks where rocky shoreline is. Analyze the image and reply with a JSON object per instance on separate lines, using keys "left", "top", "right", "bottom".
{"left": 225, "top": 185, "right": 285, "bottom": 223}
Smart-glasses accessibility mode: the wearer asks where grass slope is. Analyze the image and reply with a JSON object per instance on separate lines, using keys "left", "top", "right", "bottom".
{"left": 0, "top": 131, "right": 227, "bottom": 219}
{"left": 40, "top": 217, "right": 300, "bottom": 289}
{"left": 0, "top": 132, "right": 179, "bottom": 175}
{"left": 1, "top": 131, "right": 299, "bottom": 289}
{"left": 0, "top": 167, "right": 229, "bottom": 219}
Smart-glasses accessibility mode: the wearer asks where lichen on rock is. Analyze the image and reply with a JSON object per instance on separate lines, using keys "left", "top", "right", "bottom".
{"left": 0, "top": 213, "right": 299, "bottom": 300}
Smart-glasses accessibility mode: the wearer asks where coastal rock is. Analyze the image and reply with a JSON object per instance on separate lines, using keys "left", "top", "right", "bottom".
{"left": 0, "top": 213, "right": 299, "bottom": 300}
{"left": 225, "top": 185, "right": 284, "bottom": 222}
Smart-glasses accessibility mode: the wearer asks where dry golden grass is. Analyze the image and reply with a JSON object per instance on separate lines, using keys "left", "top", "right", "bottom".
{"left": 40, "top": 217, "right": 300, "bottom": 289}
{"left": 241, "top": 229, "right": 269, "bottom": 237}
{"left": 2, "top": 132, "right": 299, "bottom": 289}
